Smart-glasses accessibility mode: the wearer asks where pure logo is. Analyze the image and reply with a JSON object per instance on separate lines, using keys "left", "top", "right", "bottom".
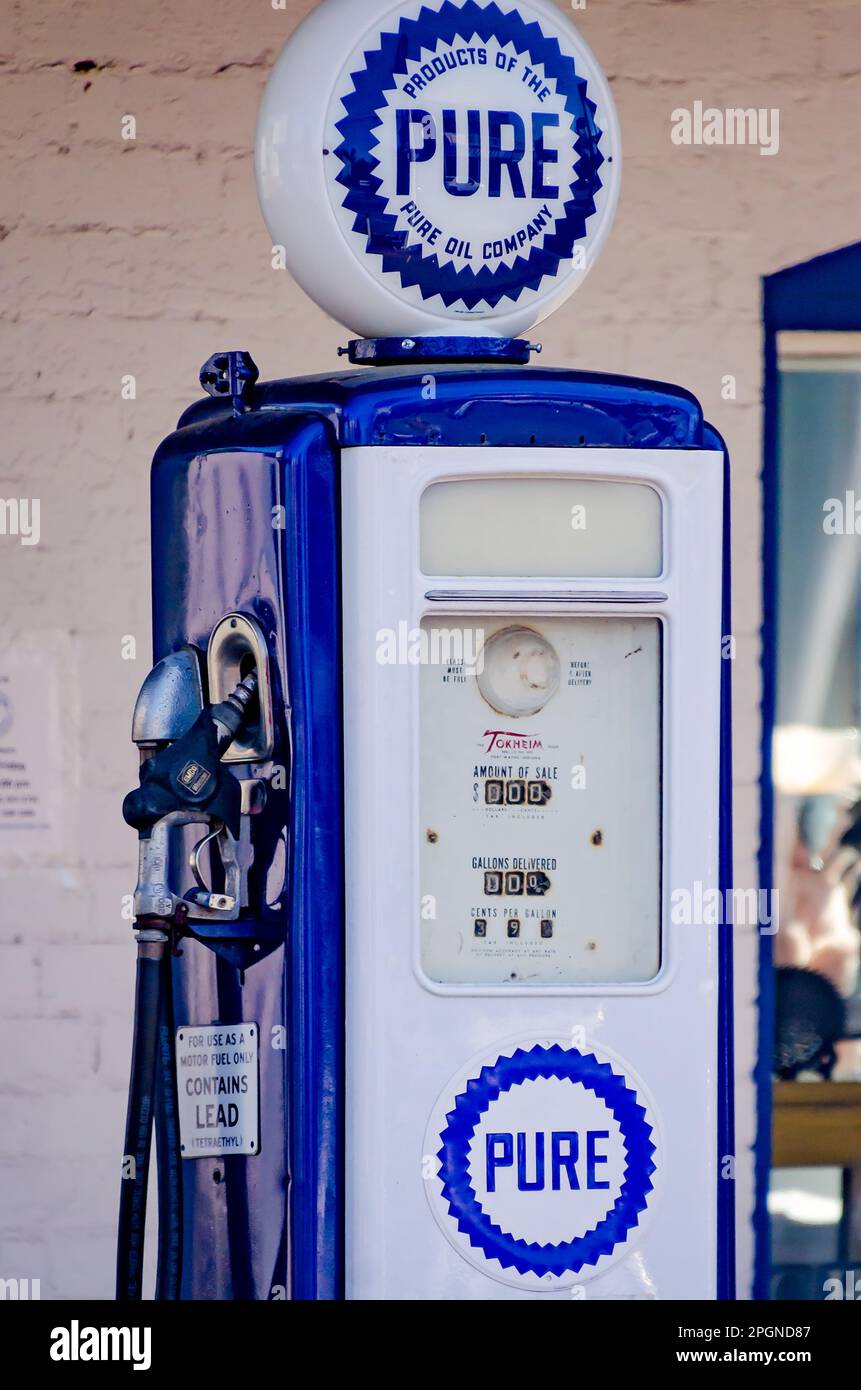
{"left": 330, "top": 1, "right": 609, "bottom": 312}
{"left": 428, "top": 1043, "right": 657, "bottom": 1287}
{"left": 486, "top": 1128, "right": 611, "bottom": 1192}
{"left": 396, "top": 105, "right": 562, "bottom": 201}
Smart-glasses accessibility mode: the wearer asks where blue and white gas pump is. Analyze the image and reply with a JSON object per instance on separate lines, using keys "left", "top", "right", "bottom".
{"left": 117, "top": 0, "right": 733, "bottom": 1302}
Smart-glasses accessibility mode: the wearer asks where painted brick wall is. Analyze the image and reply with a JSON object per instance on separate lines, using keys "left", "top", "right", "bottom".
{"left": 0, "top": 0, "right": 858, "bottom": 1298}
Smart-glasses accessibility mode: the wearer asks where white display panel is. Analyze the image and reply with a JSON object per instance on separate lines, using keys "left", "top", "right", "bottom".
{"left": 342, "top": 445, "right": 724, "bottom": 1300}
{"left": 421, "top": 478, "right": 662, "bottom": 577}
{"left": 420, "top": 616, "right": 661, "bottom": 985}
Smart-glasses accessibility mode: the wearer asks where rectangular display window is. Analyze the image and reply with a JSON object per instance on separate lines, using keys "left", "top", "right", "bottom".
{"left": 420, "top": 478, "right": 663, "bottom": 578}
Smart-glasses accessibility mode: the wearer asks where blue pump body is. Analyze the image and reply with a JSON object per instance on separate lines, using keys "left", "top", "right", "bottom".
{"left": 149, "top": 360, "right": 733, "bottom": 1300}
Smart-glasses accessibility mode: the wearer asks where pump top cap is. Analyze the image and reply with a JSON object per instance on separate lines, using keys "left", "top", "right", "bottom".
{"left": 255, "top": 0, "right": 621, "bottom": 340}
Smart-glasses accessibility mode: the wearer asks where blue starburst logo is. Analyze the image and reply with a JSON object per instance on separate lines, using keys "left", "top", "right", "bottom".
{"left": 332, "top": 1, "right": 607, "bottom": 312}
{"left": 435, "top": 1043, "right": 656, "bottom": 1278}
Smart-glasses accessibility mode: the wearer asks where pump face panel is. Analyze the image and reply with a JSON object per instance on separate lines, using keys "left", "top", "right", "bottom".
{"left": 342, "top": 444, "right": 724, "bottom": 1299}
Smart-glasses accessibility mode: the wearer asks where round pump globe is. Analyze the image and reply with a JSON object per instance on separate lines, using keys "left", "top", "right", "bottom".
{"left": 255, "top": 0, "right": 622, "bottom": 340}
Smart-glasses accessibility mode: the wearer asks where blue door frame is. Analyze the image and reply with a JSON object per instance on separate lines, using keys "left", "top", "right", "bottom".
{"left": 756, "top": 241, "right": 861, "bottom": 1300}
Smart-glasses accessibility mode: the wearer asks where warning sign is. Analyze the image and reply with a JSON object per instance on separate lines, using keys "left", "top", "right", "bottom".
{"left": 0, "top": 633, "right": 70, "bottom": 863}
{"left": 176, "top": 1023, "right": 260, "bottom": 1159}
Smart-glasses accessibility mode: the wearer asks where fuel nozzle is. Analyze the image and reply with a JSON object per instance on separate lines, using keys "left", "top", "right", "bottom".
{"left": 211, "top": 671, "right": 259, "bottom": 750}
{"left": 123, "top": 673, "right": 259, "bottom": 840}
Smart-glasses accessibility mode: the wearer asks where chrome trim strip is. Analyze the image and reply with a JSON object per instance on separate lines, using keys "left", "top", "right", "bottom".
{"left": 424, "top": 589, "right": 669, "bottom": 604}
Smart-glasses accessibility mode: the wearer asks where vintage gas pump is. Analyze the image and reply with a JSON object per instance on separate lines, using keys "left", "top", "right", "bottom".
{"left": 117, "top": 0, "right": 733, "bottom": 1301}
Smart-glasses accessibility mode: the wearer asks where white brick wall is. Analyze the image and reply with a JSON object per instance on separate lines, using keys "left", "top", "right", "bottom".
{"left": 0, "top": 0, "right": 858, "bottom": 1298}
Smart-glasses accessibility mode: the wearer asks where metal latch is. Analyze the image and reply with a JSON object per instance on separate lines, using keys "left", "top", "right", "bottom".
{"left": 199, "top": 351, "right": 259, "bottom": 417}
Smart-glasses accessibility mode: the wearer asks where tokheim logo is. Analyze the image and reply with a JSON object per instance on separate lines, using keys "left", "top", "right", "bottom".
{"left": 329, "top": 0, "right": 611, "bottom": 317}
{"left": 484, "top": 729, "right": 543, "bottom": 754}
